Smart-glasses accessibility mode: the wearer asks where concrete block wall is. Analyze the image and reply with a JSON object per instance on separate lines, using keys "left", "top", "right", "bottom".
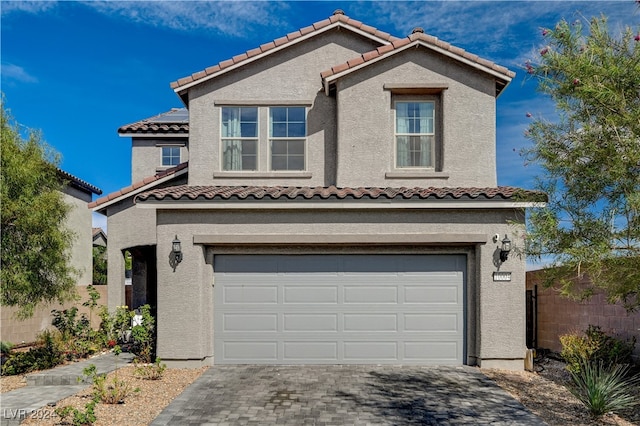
{"left": 0, "top": 286, "right": 108, "bottom": 345}
{"left": 526, "top": 271, "right": 640, "bottom": 360}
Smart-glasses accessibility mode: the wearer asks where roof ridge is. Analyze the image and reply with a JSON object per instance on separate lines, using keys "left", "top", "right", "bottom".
{"left": 170, "top": 13, "right": 399, "bottom": 92}
{"left": 321, "top": 32, "right": 515, "bottom": 83}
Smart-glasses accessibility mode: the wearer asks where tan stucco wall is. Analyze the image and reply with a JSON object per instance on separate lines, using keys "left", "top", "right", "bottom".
{"left": 62, "top": 188, "right": 93, "bottom": 286}
{"left": 0, "top": 285, "right": 108, "bottom": 344}
{"left": 131, "top": 137, "right": 188, "bottom": 183}
{"left": 152, "top": 207, "right": 526, "bottom": 369}
{"left": 335, "top": 48, "right": 497, "bottom": 187}
{"left": 187, "top": 29, "right": 381, "bottom": 187}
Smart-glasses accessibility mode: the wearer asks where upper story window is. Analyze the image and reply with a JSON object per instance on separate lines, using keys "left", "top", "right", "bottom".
{"left": 221, "top": 107, "right": 258, "bottom": 171}
{"left": 161, "top": 146, "right": 181, "bottom": 167}
{"left": 395, "top": 101, "right": 435, "bottom": 168}
{"left": 270, "top": 107, "right": 306, "bottom": 171}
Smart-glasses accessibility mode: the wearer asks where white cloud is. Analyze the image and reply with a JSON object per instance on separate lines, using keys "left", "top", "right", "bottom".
{"left": 0, "top": 0, "right": 58, "bottom": 16}
{"left": 82, "top": 1, "right": 290, "bottom": 37}
{"left": 0, "top": 63, "right": 38, "bottom": 83}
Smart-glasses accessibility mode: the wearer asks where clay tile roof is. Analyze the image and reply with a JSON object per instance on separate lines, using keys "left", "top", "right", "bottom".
{"left": 57, "top": 169, "right": 102, "bottom": 195}
{"left": 135, "top": 185, "right": 546, "bottom": 204}
{"left": 170, "top": 13, "right": 399, "bottom": 92}
{"left": 320, "top": 32, "right": 515, "bottom": 84}
{"left": 118, "top": 108, "right": 189, "bottom": 135}
{"left": 88, "top": 162, "right": 188, "bottom": 209}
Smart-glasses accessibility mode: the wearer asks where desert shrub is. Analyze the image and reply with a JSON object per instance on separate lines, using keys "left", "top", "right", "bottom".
{"left": 560, "top": 325, "right": 636, "bottom": 373}
{"left": 82, "top": 349, "right": 139, "bottom": 405}
{"left": 134, "top": 357, "right": 166, "bottom": 380}
{"left": 568, "top": 359, "right": 640, "bottom": 416}
{"left": 51, "top": 307, "right": 99, "bottom": 360}
{"left": 1, "top": 330, "right": 63, "bottom": 375}
{"left": 0, "top": 341, "right": 14, "bottom": 353}
{"left": 55, "top": 400, "right": 97, "bottom": 426}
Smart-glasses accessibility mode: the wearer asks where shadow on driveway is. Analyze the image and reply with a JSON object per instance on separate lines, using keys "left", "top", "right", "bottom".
{"left": 151, "top": 365, "right": 545, "bottom": 425}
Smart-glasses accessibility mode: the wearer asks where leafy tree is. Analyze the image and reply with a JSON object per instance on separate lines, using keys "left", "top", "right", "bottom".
{"left": 523, "top": 14, "right": 640, "bottom": 310}
{"left": 92, "top": 246, "right": 108, "bottom": 285}
{"left": 1, "top": 100, "right": 78, "bottom": 318}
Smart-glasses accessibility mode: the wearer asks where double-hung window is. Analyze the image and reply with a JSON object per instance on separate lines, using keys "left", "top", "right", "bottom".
{"left": 161, "top": 146, "right": 181, "bottom": 167}
{"left": 221, "top": 107, "right": 258, "bottom": 171}
{"left": 270, "top": 107, "right": 306, "bottom": 171}
{"left": 395, "top": 101, "right": 435, "bottom": 168}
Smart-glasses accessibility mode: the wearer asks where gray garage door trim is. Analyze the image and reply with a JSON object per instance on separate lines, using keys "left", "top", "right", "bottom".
{"left": 214, "top": 254, "right": 466, "bottom": 365}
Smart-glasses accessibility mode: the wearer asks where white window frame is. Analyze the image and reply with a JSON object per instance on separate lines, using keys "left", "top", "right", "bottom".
{"left": 220, "top": 106, "right": 259, "bottom": 171}
{"left": 269, "top": 106, "right": 307, "bottom": 171}
{"left": 394, "top": 100, "right": 436, "bottom": 169}
{"left": 160, "top": 146, "right": 181, "bottom": 167}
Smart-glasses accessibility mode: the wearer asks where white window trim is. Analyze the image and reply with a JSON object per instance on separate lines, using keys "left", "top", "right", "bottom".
{"left": 393, "top": 100, "right": 436, "bottom": 170}
{"left": 268, "top": 107, "right": 307, "bottom": 172}
{"left": 219, "top": 106, "right": 260, "bottom": 172}
{"left": 160, "top": 145, "right": 181, "bottom": 167}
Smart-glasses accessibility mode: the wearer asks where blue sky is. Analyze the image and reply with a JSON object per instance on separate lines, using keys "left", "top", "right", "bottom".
{"left": 1, "top": 0, "right": 637, "bottom": 233}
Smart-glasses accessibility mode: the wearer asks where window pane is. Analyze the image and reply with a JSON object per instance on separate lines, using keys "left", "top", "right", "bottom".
{"left": 222, "top": 107, "right": 257, "bottom": 137}
{"left": 288, "top": 123, "right": 305, "bottom": 137}
{"left": 396, "top": 135, "right": 433, "bottom": 168}
{"left": 272, "top": 123, "right": 287, "bottom": 138}
{"left": 396, "top": 102, "right": 434, "bottom": 135}
{"left": 271, "top": 140, "right": 287, "bottom": 155}
{"left": 242, "top": 155, "right": 257, "bottom": 171}
{"left": 272, "top": 156, "right": 287, "bottom": 170}
{"left": 162, "top": 147, "right": 180, "bottom": 166}
{"left": 240, "top": 107, "right": 257, "bottom": 122}
{"left": 288, "top": 140, "right": 304, "bottom": 155}
{"left": 240, "top": 122, "right": 257, "bottom": 137}
{"left": 288, "top": 156, "right": 304, "bottom": 170}
{"left": 287, "top": 107, "right": 305, "bottom": 122}
{"left": 270, "top": 107, "right": 287, "bottom": 122}
{"left": 222, "top": 140, "right": 257, "bottom": 171}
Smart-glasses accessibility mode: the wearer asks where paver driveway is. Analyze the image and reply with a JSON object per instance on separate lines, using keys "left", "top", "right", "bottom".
{"left": 152, "top": 365, "right": 544, "bottom": 426}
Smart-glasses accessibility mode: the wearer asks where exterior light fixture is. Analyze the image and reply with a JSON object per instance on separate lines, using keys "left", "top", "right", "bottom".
{"left": 499, "top": 234, "right": 511, "bottom": 262}
{"left": 172, "top": 235, "right": 183, "bottom": 264}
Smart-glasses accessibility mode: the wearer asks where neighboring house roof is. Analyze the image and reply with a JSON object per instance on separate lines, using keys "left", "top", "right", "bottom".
{"left": 92, "top": 227, "right": 107, "bottom": 244}
{"left": 321, "top": 29, "right": 515, "bottom": 97}
{"left": 170, "top": 10, "right": 398, "bottom": 101}
{"left": 135, "top": 185, "right": 546, "bottom": 203}
{"left": 89, "top": 162, "right": 188, "bottom": 211}
{"left": 57, "top": 169, "right": 103, "bottom": 195}
{"left": 118, "top": 108, "right": 189, "bottom": 136}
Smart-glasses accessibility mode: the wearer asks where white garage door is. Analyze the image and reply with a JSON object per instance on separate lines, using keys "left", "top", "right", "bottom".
{"left": 214, "top": 254, "right": 465, "bottom": 365}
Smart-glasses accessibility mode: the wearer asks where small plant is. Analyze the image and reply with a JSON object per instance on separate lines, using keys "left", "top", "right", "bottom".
{"left": 81, "top": 347, "right": 139, "bottom": 404}
{"left": 0, "top": 341, "right": 14, "bottom": 354}
{"left": 130, "top": 304, "right": 155, "bottom": 363}
{"left": 55, "top": 400, "right": 97, "bottom": 426}
{"left": 134, "top": 357, "right": 166, "bottom": 380}
{"left": 560, "top": 325, "right": 636, "bottom": 373}
{"left": 568, "top": 360, "right": 640, "bottom": 416}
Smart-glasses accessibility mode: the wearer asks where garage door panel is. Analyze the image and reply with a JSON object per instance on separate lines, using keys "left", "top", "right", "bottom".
{"left": 283, "top": 314, "right": 338, "bottom": 332}
{"left": 283, "top": 286, "right": 338, "bottom": 303}
{"left": 214, "top": 254, "right": 465, "bottom": 365}
{"left": 343, "top": 314, "right": 397, "bottom": 331}
{"left": 283, "top": 342, "right": 338, "bottom": 361}
{"left": 343, "top": 286, "right": 398, "bottom": 304}
{"left": 223, "top": 286, "right": 278, "bottom": 304}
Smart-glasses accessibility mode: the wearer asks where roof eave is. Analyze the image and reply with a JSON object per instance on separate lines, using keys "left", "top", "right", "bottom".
{"left": 173, "top": 21, "right": 394, "bottom": 95}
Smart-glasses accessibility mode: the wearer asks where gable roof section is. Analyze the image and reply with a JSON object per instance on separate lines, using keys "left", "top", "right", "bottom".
{"left": 170, "top": 11, "right": 398, "bottom": 100}
{"left": 135, "top": 185, "right": 546, "bottom": 204}
{"left": 118, "top": 108, "right": 189, "bottom": 136}
{"left": 89, "top": 162, "right": 188, "bottom": 212}
{"left": 57, "top": 168, "right": 102, "bottom": 195}
{"left": 321, "top": 31, "right": 515, "bottom": 97}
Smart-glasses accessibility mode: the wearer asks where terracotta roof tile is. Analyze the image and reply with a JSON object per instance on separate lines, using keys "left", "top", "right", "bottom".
{"left": 170, "top": 13, "right": 398, "bottom": 91}
{"left": 118, "top": 108, "right": 189, "bottom": 135}
{"left": 135, "top": 185, "right": 546, "bottom": 204}
{"left": 88, "top": 162, "right": 188, "bottom": 209}
{"left": 320, "top": 32, "right": 516, "bottom": 86}
{"left": 57, "top": 169, "right": 102, "bottom": 195}
{"left": 232, "top": 53, "right": 248, "bottom": 63}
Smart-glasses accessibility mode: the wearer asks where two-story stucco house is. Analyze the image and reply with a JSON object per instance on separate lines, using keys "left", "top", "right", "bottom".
{"left": 91, "top": 11, "right": 544, "bottom": 370}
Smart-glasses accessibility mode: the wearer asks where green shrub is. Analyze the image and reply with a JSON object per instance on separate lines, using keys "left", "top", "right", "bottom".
{"left": 0, "top": 341, "right": 14, "bottom": 353}
{"left": 560, "top": 325, "right": 636, "bottom": 373}
{"left": 134, "top": 357, "right": 166, "bottom": 380}
{"left": 130, "top": 304, "right": 155, "bottom": 363}
{"left": 55, "top": 400, "right": 97, "bottom": 426}
{"left": 1, "top": 330, "right": 63, "bottom": 375}
{"left": 568, "top": 359, "right": 640, "bottom": 416}
{"left": 82, "top": 357, "right": 139, "bottom": 405}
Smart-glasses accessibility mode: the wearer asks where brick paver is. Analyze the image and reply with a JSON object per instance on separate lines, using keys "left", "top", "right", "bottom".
{"left": 151, "top": 365, "right": 545, "bottom": 425}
